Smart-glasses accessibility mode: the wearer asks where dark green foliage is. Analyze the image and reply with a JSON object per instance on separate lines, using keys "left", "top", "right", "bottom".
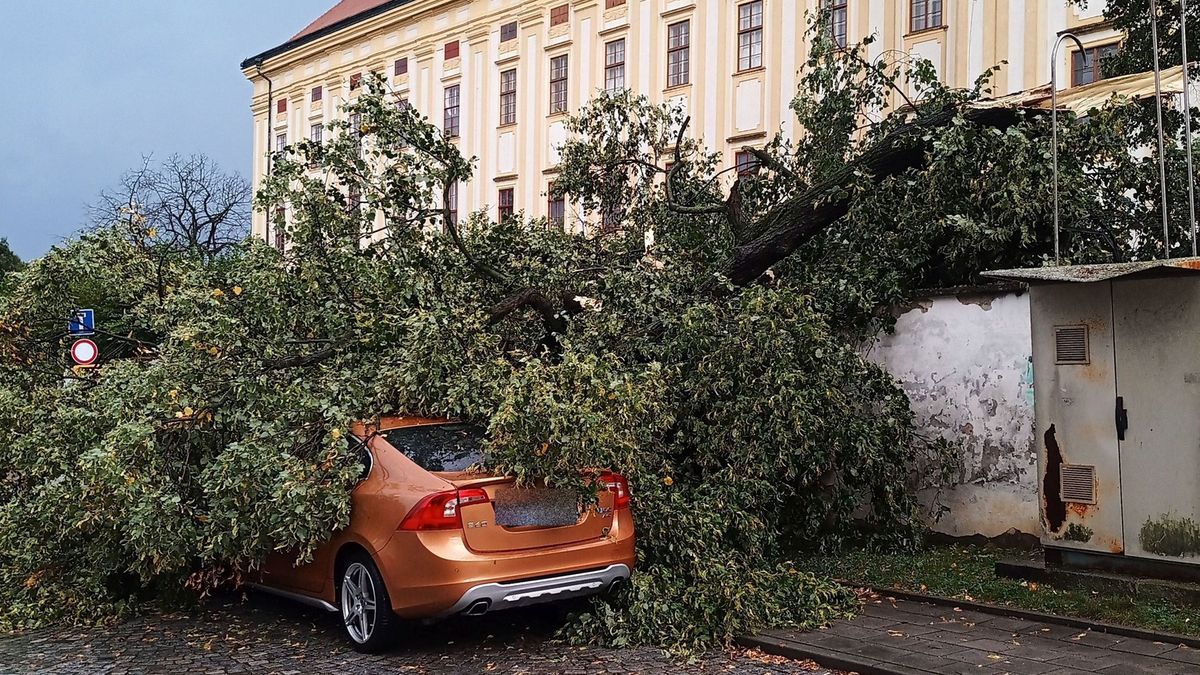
{"left": 0, "top": 239, "right": 20, "bottom": 275}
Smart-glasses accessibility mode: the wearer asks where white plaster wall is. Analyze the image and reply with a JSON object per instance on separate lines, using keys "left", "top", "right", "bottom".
{"left": 870, "top": 289, "right": 1039, "bottom": 538}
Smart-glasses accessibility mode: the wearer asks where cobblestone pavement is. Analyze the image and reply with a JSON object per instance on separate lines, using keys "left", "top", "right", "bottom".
{"left": 0, "top": 594, "right": 838, "bottom": 675}
{"left": 747, "top": 594, "right": 1200, "bottom": 675}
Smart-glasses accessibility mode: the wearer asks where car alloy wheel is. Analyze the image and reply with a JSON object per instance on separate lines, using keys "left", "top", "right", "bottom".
{"left": 341, "top": 562, "right": 378, "bottom": 644}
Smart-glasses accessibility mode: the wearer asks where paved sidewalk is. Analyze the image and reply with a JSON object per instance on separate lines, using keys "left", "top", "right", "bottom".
{"left": 0, "top": 594, "right": 838, "bottom": 675}
{"left": 746, "top": 595, "right": 1200, "bottom": 675}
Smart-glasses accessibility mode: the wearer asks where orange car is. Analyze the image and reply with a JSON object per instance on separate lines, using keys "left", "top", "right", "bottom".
{"left": 251, "top": 417, "right": 635, "bottom": 652}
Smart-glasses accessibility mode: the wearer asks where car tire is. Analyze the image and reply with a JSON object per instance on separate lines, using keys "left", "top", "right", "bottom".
{"left": 337, "top": 550, "right": 398, "bottom": 653}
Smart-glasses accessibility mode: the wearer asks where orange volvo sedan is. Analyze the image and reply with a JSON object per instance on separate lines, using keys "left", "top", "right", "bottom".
{"left": 251, "top": 417, "right": 635, "bottom": 652}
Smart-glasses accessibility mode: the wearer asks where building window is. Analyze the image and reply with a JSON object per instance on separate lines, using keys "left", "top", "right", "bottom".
{"left": 500, "top": 69, "right": 518, "bottom": 125}
{"left": 348, "top": 185, "right": 362, "bottom": 215}
{"left": 667, "top": 20, "right": 691, "bottom": 87}
{"left": 550, "top": 4, "right": 570, "bottom": 27}
{"left": 910, "top": 0, "right": 944, "bottom": 32}
{"left": 444, "top": 85, "right": 461, "bottom": 138}
{"left": 397, "top": 98, "right": 412, "bottom": 111}
{"left": 275, "top": 133, "right": 287, "bottom": 153}
{"left": 735, "top": 150, "right": 760, "bottom": 177}
{"left": 311, "top": 86, "right": 323, "bottom": 103}
{"left": 447, "top": 182, "right": 459, "bottom": 226}
{"left": 606, "top": 0, "right": 626, "bottom": 7}
{"left": 501, "top": 21, "right": 518, "bottom": 42}
{"left": 824, "top": 0, "right": 848, "bottom": 48}
{"left": 601, "top": 205, "right": 623, "bottom": 233}
{"left": 445, "top": 40, "right": 460, "bottom": 60}
{"left": 349, "top": 113, "right": 362, "bottom": 139}
{"left": 498, "top": 188, "right": 515, "bottom": 221}
{"left": 738, "top": 1, "right": 764, "bottom": 71}
{"left": 605, "top": 39, "right": 626, "bottom": 93}
{"left": 350, "top": 73, "right": 363, "bottom": 90}
{"left": 1072, "top": 43, "right": 1120, "bottom": 86}
{"left": 547, "top": 185, "right": 566, "bottom": 227}
{"left": 273, "top": 208, "right": 286, "bottom": 250}
{"left": 394, "top": 58, "right": 408, "bottom": 76}
{"left": 277, "top": 98, "right": 288, "bottom": 114}
{"left": 550, "top": 54, "right": 570, "bottom": 113}
{"left": 310, "top": 124, "right": 323, "bottom": 144}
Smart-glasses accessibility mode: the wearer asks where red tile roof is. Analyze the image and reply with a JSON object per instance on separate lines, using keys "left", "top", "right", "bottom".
{"left": 292, "top": 0, "right": 393, "bottom": 40}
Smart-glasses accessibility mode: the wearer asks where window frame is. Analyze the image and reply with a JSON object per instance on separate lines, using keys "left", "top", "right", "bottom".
{"left": 500, "top": 69, "right": 518, "bottom": 125}
{"left": 734, "top": 150, "right": 761, "bottom": 177}
{"left": 311, "top": 86, "right": 323, "bottom": 103}
{"left": 550, "top": 54, "right": 570, "bottom": 114}
{"left": 909, "top": 0, "right": 944, "bottom": 33}
{"left": 349, "top": 73, "right": 363, "bottom": 90}
{"left": 601, "top": 204, "right": 624, "bottom": 234}
{"left": 310, "top": 123, "right": 324, "bottom": 144}
{"left": 737, "top": 1, "right": 764, "bottom": 72}
{"left": 277, "top": 98, "right": 288, "bottom": 114}
{"left": 667, "top": 20, "right": 691, "bottom": 88}
{"left": 445, "top": 40, "right": 461, "bottom": 60}
{"left": 498, "top": 187, "right": 515, "bottom": 222}
{"left": 500, "top": 21, "right": 518, "bottom": 42}
{"left": 1071, "top": 42, "right": 1120, "bottom": 87}
{"left": 824, "top": 0, "right": 848, "bottom": 48}
{"left": 273, "top": 208, "right": 286, "bottom": 250}
{"left": 605, "top": 0, "right": 626, "bottom": 8}
{"left": 275, "top": 132, "right": 287, "bottom": 153}
{"left": 550, "top": 4, "right": 570, "bottom": 27}
{"left": 547, "top": 184, "right": 566, "bottom": 228}
{"left": 604, "top": 38, "right": 627, "bottom": 94}
{"left": 394, "top": 58, "right": 408, "bottom": 76}
{"left": 444, "top": 84, "right": 461, "bottom": 138}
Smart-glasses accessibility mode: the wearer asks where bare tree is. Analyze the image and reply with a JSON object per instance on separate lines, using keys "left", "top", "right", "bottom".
{"left": 91, "top": 154, "right": 251, "bottom": 257}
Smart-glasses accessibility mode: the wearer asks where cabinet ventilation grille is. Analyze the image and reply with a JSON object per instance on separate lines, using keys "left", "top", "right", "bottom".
{"left": 1060, "top": 464, "right": 1097, "bottom": 504}
{"left": 1055, "top": 325, "right": 1090, "bottom": 365}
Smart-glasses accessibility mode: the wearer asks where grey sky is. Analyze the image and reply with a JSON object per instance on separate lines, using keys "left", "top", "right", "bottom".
{"left": 0, "top": 0, "right": 333, "bottom": 261}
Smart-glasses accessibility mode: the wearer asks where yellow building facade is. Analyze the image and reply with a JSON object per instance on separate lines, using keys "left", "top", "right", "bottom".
{"left": 241, "top": 0, "right": 1115, "bottom": 240}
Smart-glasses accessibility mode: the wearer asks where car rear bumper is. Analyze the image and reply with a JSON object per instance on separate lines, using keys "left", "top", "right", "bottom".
{"left": 374, "top": 510, "right": 635, "bottom": 618}
{"left": 438, "top": 564, "right": 630, "bottom": 617}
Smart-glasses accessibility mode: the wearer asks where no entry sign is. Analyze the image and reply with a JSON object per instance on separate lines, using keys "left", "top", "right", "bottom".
{"left": 71, "top": 339, "right": 99, "bottom": 367}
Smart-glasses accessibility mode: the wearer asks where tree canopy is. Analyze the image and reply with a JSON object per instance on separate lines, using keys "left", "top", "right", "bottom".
{"left": 1, "top": 16, "right": 1193, "bottom": 651}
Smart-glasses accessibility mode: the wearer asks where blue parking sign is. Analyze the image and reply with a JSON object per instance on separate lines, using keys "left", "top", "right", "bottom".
{"left": 70, "top": 309, "right": 95, "bottom": 336}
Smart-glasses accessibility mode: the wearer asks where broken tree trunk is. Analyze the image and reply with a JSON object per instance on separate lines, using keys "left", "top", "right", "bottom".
{"left": 703, "top": 104, "right": 1019, "bottom": 292}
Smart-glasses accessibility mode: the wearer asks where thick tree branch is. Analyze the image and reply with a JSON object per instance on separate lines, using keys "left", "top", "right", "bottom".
{"left": 703, "top": 104, "right": 1020, "bottom": 292}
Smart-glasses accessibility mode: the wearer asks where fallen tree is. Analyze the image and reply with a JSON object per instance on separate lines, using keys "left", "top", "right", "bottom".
{"left": 1, "top": 19, "right": 1191, "bottom": 651}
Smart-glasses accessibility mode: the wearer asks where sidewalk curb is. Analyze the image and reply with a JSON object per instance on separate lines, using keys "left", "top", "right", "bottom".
{"left": 851, "top": 583, "right": 1200, "bottom": 649}
{"left": 739, "top": 585, "right": 1200, "bottom": 675}
{"left": 737, "top": 634, "right": 908, "bottom": 675}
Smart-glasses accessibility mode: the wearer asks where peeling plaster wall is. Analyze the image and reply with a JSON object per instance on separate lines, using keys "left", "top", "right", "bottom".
{"left": 870, "top": 289, "right": 1039, "bottom": 538}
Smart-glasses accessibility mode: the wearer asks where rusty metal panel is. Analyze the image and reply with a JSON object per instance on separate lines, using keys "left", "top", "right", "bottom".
{"left": 1030, "top": 283, "right": 1125, "bottom": 554}
{"left": 1114, "top": 277, "right": 1200, "bottom": 564}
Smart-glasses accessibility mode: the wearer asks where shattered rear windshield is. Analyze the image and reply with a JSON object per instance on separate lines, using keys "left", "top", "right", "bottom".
{"left": 381, "top": 424, "right": 486, "bottom": 472}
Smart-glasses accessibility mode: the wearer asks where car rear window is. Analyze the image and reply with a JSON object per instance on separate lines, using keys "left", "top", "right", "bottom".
{"left": 381, "top": 424, "right": 486, "bottom": 472}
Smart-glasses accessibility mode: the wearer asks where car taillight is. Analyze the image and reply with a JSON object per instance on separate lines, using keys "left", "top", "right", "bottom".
{"left": 600, "top": 472, "right": 631, "bottom": 510}
{"left": 398, "top": 488, "right": 490, "bottom": 531}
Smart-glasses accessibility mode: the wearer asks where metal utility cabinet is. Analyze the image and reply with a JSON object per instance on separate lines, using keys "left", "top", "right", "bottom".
{"left": 989, "top": 258, "right": 1200, "bottom": 569}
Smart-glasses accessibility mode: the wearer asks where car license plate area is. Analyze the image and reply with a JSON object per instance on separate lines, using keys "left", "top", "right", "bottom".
{"left": 493, "top": 488, "right": 581, "bottom": 528}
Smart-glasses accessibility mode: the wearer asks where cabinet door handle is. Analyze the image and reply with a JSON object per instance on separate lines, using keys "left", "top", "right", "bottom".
{"left": 1116, "top": 396, "right": 1129, "bottom": 441}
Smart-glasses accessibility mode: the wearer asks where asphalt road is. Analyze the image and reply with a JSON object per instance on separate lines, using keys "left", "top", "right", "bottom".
{"left": 0, "top": 594, "right": 837, "bottom": 674}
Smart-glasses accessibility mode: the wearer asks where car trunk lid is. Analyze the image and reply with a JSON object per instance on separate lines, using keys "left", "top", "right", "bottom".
{"left": 443, "top": 474, "right": 617, "bottom": 553}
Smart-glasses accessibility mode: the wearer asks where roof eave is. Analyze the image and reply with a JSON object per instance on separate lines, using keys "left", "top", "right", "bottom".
{"left": 985, "top": 257, "right": 1200, "bottom": 283}
{"left": 240, "top": 0, "right": 415, "bottom": 71}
